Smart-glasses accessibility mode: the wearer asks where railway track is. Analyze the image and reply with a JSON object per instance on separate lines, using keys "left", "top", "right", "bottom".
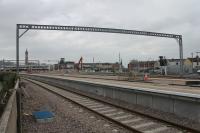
{"left": 24, "top": 78, "right": 195, "bottom": 133}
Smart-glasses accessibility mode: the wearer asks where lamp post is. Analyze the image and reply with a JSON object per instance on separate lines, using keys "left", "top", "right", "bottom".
{"left": 191, "top": 52, "right": 193, "bottom": 73}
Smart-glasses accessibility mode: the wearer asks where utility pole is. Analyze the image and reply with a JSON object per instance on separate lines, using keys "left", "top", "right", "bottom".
{"left": 119, "top": 52, "right": 121, "bottom": 64}
{"left": 93, "top": 57, "right": 94, "bottom": 72}
{"left": 197, "top": 52, "right": 200, "bottom": 67}
{"left": 2, "top": 59, "right": 5, "bottom": 71}
{"left": 119, "top": 52, "right": 122, "bottom": 73}
{"left": 191, "top": 52, "right": 193, "bottom": 73}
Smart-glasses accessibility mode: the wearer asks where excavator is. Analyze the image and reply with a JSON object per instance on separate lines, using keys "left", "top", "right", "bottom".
{"left": 75, "top": 57, "right": 83, "bottom": 72}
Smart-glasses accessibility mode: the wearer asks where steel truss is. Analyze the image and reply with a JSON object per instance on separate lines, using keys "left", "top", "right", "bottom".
{"left": 16, "top": 24, "right": 183, "bottom": 75}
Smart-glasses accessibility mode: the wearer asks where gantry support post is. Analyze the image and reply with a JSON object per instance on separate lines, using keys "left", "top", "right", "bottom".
{"left": 179, "top": 36, "right": 184, "bottom": 76}
{"left": 16, "top": 24, "right": 19, "bottom": 74}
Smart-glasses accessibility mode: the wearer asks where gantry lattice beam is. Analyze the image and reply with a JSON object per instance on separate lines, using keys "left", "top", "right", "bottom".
{"left": 16, "top": 24, "right": 183, "bottom": 75}
{"left": 17, "top": 24, "right": 181, "bottom": 39}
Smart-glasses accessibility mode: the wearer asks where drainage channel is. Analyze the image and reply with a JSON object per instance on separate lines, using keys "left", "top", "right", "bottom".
{"left": 24, "top": 78, "right": 189, "bottom": 133}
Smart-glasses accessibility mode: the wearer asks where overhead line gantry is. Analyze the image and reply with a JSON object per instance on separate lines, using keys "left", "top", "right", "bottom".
{"left": 16, "top": 24, "right": 183, "bottom": 75}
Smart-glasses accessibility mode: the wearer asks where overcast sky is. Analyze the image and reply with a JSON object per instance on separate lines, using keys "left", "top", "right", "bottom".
{"left": 0, "top": 0, "right": 200, "bottom": 66}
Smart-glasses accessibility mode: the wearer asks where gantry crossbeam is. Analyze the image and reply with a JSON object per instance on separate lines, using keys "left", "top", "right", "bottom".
{"left": 17, "top": 24, "right": 181, "bottom": 39}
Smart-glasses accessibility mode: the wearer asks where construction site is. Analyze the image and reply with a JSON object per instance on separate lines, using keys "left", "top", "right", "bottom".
{"left": 1, "top": 47, "right": 200, "bottom": 80}
{"left": 2, "top": 1, "right": 200, "bottom": 132}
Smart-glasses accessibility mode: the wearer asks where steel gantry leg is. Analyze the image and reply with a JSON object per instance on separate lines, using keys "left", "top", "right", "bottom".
{"left": 179, "top": 36, "right": 184, "bottom": 76}
{"left": 16, "top": 25, "right": 19, "bottom": 74}
{"left": 16, "top": 24, "right": 29, "bottom": 74}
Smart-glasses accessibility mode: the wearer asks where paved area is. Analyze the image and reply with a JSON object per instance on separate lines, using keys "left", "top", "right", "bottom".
{"left": 21, "top": 80, "right": 132, "bottom": 133}
{"left": 64, "top": 73, "right": 200, "bottom": 86}
{"left": 32, "top": 74, "right": 200, "bottom": 96}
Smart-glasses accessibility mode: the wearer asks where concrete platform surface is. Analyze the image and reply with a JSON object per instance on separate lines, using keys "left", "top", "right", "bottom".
{"left": 31, "top": 74, "right": 200, "bottom": 98}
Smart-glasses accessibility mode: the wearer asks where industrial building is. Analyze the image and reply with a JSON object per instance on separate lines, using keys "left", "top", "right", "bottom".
{"left": 128, "top": 56, "right": 200, "bottom": 75}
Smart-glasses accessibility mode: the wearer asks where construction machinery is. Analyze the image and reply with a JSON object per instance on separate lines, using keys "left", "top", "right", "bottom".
{"left": 75, "top": 57, "right": 83, "bottom": 72}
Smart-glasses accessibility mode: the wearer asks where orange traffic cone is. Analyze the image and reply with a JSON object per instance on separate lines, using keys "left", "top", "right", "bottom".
{"left": 144, "top": 73, "right": 149, "bottom": 81}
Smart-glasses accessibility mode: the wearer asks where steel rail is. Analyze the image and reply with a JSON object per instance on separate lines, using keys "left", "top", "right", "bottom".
{"left": 23, "top": 78, "right": 141, "bottom": 133}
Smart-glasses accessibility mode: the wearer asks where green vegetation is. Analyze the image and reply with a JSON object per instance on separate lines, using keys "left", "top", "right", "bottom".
{"left": 0, "top": 72, "right": 17, "bottom": 116}
{"left": 0, "top": 82, "right": 2, "bottom": 91}
{"left": 0, "top": 72, "right": 17, "bottom": 91}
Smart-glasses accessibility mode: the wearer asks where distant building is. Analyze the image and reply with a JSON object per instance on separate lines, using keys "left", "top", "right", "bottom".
{"left": 95, "top": 63, "right": 113, "bottom": 71}
{"left": 82, "top": 62, "right": 121, "bottom": 72}
{"left": 0, "top": 60, "right": 15, "bottom": 71}
{"left": 64, "top": 61, "right": 75, "bottom": 69}
{"left": 112, "top": 62, "right": 121, "bottom": 72}
{"left": 82, "top": 63, "right": 93, "bottom": 71}
{"left": 25, "top": 49, "right": 28, "bottom": 66}
{"left": 167, "top": 59, "right": 183, "bottom": 74}
{"left": 128, "top": 57, "right": 199, "bottom": 74}
{"left": 159, "top": 58, "right": 199, "bottom": 74}
{"left": 128, "top": 60, "right": 159, "bottom": 72}
{"left": 188, "top": 56, "right": 200, "bottom": 70}
{"left": 54, "top": 58, "right": 75, "bottom": 70}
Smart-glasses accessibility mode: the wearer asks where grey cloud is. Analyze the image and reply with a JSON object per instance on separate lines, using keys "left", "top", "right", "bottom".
{"left": 0, "top": 0, "right": 200, "bottom": 66}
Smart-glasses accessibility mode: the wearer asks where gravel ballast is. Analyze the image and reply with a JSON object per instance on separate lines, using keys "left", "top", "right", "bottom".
{"left": 21, "top": 80, "right": 132, "bottom": 133}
